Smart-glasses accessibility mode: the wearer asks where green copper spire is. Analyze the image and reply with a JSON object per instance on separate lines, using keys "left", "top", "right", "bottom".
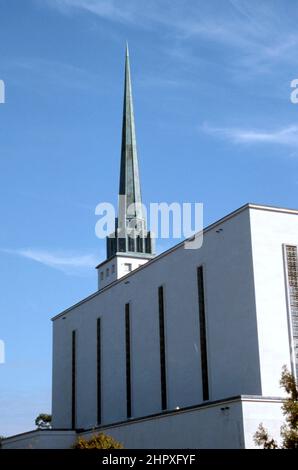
{"left": 106, "top": 45, "right": 154, "bottom": 259}
{"left": 119, "top": 43, "right": 143, "bottom": 221}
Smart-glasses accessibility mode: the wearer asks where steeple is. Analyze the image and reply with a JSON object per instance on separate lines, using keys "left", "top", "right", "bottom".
{"left": 105, "top": 45, "right": 154, "bottom": 262}
{"left": 118, "top": 42, "right": 144, "bottom": 224}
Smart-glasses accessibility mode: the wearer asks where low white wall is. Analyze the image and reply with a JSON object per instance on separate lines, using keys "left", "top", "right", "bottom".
{"left": 2, "top": 397, "right": 284, "bottom": 449}
{"left": 80, "top": 399, "right": 245, "bottom": 449}
{"left": 2, "top": 430, "right": 76, "bottom": 449}
{"left": 242, "top": 398, "right": 284, "bottom": 448}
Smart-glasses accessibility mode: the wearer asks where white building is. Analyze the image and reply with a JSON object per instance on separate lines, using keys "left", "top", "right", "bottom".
{"left": 3, "top": 48, "right": 298, "bottom": 450}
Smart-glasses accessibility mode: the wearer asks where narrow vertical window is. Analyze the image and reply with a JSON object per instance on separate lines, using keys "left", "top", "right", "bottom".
{"left": 197, "top": 266, "right": 209, "bottom": 401}
{"left": 71, "top": 330, "right": 76, "bottom": 429}
{"left": 137, "top": 236, "right": 143, "bottom": 253}
{"left": 284, "top": 245, "right": 298, "bottom": 379}
{"left": 145, "top": 235, "right": 151, "bottom": 254}
{"left": 125, "top": 303, "right": 132, "bottom": 418}
{"left": 97, "top": 318, "right": 101, "bottom": 425}
{"left": 128, "top": 236, "right": 135, "bottom": 252}
{"left": 158, "top": 286, "right": 167, "bottom": 410}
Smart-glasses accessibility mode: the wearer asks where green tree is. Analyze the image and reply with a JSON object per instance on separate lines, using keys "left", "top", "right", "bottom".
{"left": 279, "top": 366, "right": 298, "bottom": 448}
{"left": 254, "top": 366, "right": 298, "bottom": 449}
{"left": 0, "top": 436, "right": 5, "bottom": 449}
{"left": 254, "top": 424, "right": 278, "bottom": 449}
{"left": 35, "top": 413, "right": 52, "bottom": 430}
{"left": 73, "top": 432, "right": 123, "bottom": 449}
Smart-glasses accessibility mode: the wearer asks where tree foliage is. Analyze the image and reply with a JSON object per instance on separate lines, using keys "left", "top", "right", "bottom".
{"left": 35, "top": 413, "right": 52, "bottom": 430}
{"left": 254, "top": 366, "right": 298, "bottom": 449}
{"left": 73, "top": 432, "right": 123, "bottom": 449}
{"left": 254, "top": 424, "right": 278, "bottom": 449}
{"left": 0, "top": 436, "right": 5, "bottom": 449}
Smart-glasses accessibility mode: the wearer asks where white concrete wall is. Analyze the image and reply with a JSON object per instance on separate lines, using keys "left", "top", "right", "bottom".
{"left": 1, "top": 430, "right": 76, "bottom": 449}
{"left": 97, "top": 258, "right": 118, "bottom": 289}
{"left": 80, "top": 399, "right": 245, "bottom": 449}
{"left": 3, "top": 398, "right": 284, "bottom": 449}
{"left": 242, "top": 398, "right": 284, "bottom": 448}
{"left": 52, "top": 316, "right": 73, "bottom": 428}
{"left": 249, "top": 208, "right": 298, "bottom": 396}
{"left": 52, "top": 205, "right": 263, "bottom": 430}
{"left": 116, "top": 255, "right": 150, "bottom": 281}
{"left": 98, "top": 256, "right": 151, "bottom": 290}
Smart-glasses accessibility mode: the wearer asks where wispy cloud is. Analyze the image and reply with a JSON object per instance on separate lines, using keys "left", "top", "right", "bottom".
{"left": 202, "top": 123, "right": 298, "bottom": 147}
{"left": 42, "top": 0, "right": 298, "bottom": 73}
{"left": 44, "top": 0, "right": 135, "bottom": 23}
{"left": 3, "top": 57, "right": 102, "bottom": 94}
{"left": 1, "top": 248, "right": 99, "bottom": 274}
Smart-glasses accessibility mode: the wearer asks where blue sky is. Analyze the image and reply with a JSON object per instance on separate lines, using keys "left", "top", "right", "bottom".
{"left": 1, "top": 0, "right": 298, "bottom": 436}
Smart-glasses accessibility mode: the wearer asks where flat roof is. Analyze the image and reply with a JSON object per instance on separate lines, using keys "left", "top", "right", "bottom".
{"left": 52, "top": 202, "right": 298, "bottom": 321}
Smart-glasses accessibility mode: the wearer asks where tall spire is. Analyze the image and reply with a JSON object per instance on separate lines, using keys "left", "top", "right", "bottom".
{"left": 106, "top": 45, "right": 154, "bottom": 259}
{"left": 119, "top": 42, "right": 143, "bottom": 222}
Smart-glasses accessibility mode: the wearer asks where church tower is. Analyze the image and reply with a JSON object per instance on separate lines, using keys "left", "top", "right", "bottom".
{"left": 96, "top": 45, "right": 155, "bottom": 289}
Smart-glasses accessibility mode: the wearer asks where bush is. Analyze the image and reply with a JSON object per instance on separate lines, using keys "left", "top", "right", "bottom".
{"left": 35, "top": 413, "right": 52, "bottom": 429}
{"left": 73, "top": 432, "right": 123, "bottom": 449}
